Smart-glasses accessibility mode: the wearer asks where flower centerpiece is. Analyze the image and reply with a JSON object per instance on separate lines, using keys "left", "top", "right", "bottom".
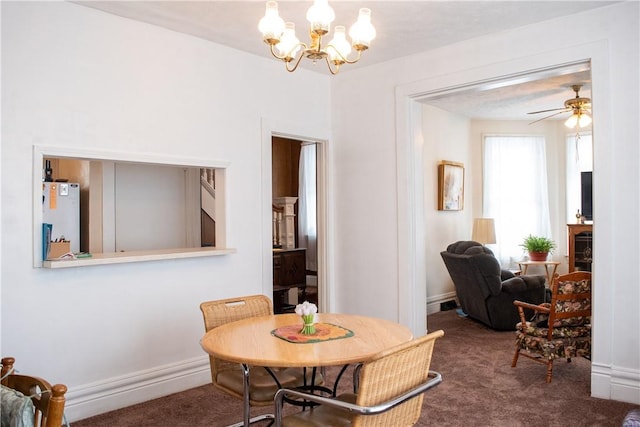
{"left": 295, "top": 301, "right": 318, "bottom": 335}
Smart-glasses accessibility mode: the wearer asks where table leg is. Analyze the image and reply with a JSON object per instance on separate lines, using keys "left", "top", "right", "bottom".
{"left": 548, "top": 264, "right": 559, "bottom": 284}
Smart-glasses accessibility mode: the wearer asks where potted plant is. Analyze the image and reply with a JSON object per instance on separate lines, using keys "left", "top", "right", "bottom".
{"left": 520, "top": 234, "right": 556, "bottom": 261}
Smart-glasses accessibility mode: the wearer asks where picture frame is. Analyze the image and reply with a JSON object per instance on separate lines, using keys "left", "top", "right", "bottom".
{"left": 438, "top": 161, "right": 464, "bottom": 211}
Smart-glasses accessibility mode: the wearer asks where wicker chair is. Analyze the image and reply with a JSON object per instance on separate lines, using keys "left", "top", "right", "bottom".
{"left": 1, "top": 357, "right": 67, "bottom": 427}
{"left": 512, "top": 271, "right": 592, "bottom": 383}
{"left": 274, "top": 330, "right": 444, "bottom": 427}
{"left": 200, "top": 295, "right": 320, "bottom": 425}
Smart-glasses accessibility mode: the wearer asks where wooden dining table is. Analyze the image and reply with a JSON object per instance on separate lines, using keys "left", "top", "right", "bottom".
{"left": 200, "top": 312, "right": 413, "bottom": 426}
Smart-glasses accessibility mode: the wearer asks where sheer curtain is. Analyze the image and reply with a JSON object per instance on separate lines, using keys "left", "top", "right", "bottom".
{"left": 483, "top": 135, "right": 551, "bottom": 267}
{"left": 298, "top": 143, "right": 317, "bottom": 271}
{"left": 566, "top": 133, "right": 593, "bottom": 223}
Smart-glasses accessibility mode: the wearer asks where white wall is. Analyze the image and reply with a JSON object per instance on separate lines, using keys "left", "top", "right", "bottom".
{"left": 331, "top": 2, "right": 639, "bottom": 404}
{"left": 421, "top": 106, "right": 473, "bottom": 313}
{"left": 1, "top": 1, "right": 330, "bottom": 420}
{"left": 114, "top": 163, "right": 188, "bottom": 251}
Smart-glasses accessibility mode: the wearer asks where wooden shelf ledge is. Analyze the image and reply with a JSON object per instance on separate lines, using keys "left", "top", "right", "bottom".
{"left": 42, "top": 247, "right": 236, "bottom": 269}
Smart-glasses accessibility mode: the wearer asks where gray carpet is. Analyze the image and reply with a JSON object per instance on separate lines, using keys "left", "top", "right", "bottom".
{"left": 74, "top": 310, "right": 639, "bottom": 426}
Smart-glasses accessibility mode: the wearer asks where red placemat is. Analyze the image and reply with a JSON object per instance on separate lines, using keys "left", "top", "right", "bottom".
{"left": 271, "top": 323, "right": 354, "bottom": 343}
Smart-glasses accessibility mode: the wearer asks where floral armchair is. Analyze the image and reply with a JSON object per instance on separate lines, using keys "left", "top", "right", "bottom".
{"left": 511, "top": 271, "right": 592, "bottom": 383}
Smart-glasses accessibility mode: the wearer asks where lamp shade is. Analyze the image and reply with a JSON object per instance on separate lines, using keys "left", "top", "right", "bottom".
{"left": 472, "top": 218, "right": 496, "bottom": 245}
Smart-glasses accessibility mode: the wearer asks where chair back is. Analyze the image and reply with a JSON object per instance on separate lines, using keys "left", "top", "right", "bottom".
{"left": 546, "top": 271, "right": 592, "bottom": 340}
{"left": 1, "top": 357, "right": 67, "bottom": 427}
{"left": 441, "top": 241, "right": 501, "bottom": 324}
{"left": 200, "top": 295, "right": 273, "bottom": 382}
{"left": 353, "top": 330, "right": 445, "bottom": 427}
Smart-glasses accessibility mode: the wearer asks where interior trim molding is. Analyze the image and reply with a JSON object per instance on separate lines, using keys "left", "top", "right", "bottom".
{"left": 426, "top": 291, "right": 458, "bottom": 316}
{"left": 394, "top": 40, "right": 630, "bottom": 402}
{"left": 63, "top": 356, "right": 210, "bottom": 422}
{"left": 591, "top": 362, "right": 640, "bottom": 405}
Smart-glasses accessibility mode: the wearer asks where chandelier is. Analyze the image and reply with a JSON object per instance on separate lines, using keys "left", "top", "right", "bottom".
{"left": 258, "top": 0, "right": 376, "bottom": 75}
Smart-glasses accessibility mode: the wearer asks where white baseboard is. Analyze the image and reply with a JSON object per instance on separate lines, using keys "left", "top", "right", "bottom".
{"left": 64, "top": 356, "right": 211, "bottom": 422}
{"left": 592, "top": 362, "right": 640, "bottom": 405}
{"left": 426, "top": 291, "right": 458, "bottom": 315}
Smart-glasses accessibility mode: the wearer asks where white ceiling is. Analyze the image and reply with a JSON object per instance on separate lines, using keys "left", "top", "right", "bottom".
{"left": 72, "top": 0, "right": 608, "bottom": 120}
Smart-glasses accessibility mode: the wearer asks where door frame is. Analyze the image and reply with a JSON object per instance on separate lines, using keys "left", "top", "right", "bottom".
{"left": 395, "top": 59, "right": 593, "bottom": 335}
{"left": 261, "top": 118, "right": 332, "bottom": 312}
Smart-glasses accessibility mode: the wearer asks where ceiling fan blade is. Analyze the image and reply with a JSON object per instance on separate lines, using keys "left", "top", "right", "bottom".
{"left": 527, "top": 107, "right": 569, "bottom": 115}
{"left": 528, "top": 110, "right": 568, "bottom": 125}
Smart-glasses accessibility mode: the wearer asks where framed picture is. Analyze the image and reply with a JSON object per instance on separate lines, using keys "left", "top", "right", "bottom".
{"left": 438, "top": 161, "right": 464, "bottom": 211}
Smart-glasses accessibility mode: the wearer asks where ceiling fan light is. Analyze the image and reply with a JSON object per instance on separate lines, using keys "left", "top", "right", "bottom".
{"left": 259, "top": 1, "right": 285, "bottom": 44}
{"left": 565, "top": 113, "right": 579, "bottom": 128}
{"left": 349, "top": 8, "right": 376, "bottom": 50}
{"left": 578, "top": 112, "right": 592, "bottom": 127}
{"left": 307, "top": 0, "right": 335, "bottom": 35}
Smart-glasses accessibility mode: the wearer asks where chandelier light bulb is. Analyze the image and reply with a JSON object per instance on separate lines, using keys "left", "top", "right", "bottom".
{"left": 349, "top": 8, "right": 376, "bottom": 50}
{"left": 275, "top": 22, "right": 301, "bottom": 59}
{"left": 259, "top": 1, "right": 285, "bottom": 44}
{"left": 306, "top": 0, "right": 335, "bottom": 35}
{"left": 328, "top": 26, "right": 352, "bottom": 64}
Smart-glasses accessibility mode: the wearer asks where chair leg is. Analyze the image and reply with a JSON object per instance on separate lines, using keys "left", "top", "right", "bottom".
{"left": 227, "top": 414, "right": 275, "bottom": 427}
{"left": 511, "top": 347, "right": 520, "bottom": 367}
{"left": 243, "top": 364, "right": 251, "bottom": 426}
{"left": 545, "top": 359, "right": 554, "bottom": 383}
{"left": 236, "top": 364, "right": 276, "bottom": 426}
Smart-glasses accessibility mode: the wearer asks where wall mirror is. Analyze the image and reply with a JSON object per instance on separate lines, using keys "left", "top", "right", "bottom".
{"left": 33, "top": 146, "right": 231, "bottom": 268}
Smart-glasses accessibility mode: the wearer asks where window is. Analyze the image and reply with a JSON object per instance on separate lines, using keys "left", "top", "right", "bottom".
{"left": 298, "top": 143, "right": 317, "bottom": 271}
{"left": 483, "top": 135, "right": 551, "bottom": 267}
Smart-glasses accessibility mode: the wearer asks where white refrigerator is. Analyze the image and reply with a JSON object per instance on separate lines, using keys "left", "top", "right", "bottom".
{"left": 43, "top": 182, "right": 80, "bottom": 254}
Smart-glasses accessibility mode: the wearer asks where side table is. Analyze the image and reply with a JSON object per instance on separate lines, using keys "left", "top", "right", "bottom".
{"left": 516, "top": 260, "right": 561, "bottom": 285}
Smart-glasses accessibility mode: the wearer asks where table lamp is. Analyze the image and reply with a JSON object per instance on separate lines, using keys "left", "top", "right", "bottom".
{"left": 472, "top": 218, "right": 496, "bottom": 245}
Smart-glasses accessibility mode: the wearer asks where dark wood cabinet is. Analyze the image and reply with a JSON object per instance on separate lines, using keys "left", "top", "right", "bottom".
{"left": 273, "top": 248, "right": 306, "bottom": 314}
{"left": 568, "top": 224, "right": 593, "bottom": 272}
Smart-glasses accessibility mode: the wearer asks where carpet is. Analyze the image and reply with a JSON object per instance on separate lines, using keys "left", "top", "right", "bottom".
{"left": 73, "top": 310, "right": 639, "bottom": 426}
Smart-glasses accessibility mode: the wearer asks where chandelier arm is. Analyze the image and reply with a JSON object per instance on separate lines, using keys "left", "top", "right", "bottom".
{"left": 268, "top": 42, "right": 308, "bottom": 61}
{"left": 285, "top": 51, "right": 306, "bottom": 73}
{"left": 325, "top": 45, "right": 364, "bottom": 65}
{"left": 324, "top": 55, "right": 340, "bottom": 75}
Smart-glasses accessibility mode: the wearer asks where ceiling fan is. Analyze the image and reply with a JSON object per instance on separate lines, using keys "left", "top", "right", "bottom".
{"left": 528, "top": 84, "right": 592, "bottom": 127}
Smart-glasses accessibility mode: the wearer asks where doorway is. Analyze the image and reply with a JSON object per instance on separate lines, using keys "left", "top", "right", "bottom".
{"left": 395, "top": 59, "right": 594, "bottom": 371}
{"left": 271, "top": 136, "right": 321, "bottom": 312}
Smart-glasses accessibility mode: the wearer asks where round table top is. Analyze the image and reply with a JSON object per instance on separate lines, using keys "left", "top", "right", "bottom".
{"left": 200, "top": 313, "right": 413, "bottom": 368}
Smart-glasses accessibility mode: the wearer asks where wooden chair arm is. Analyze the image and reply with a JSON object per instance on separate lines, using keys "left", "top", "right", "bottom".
{"left": 513, "top": 301, "right": 550, "bottom": 329}
{"left": 513, "top": 300, "right": 550, "bottom": 313}
{"left": 274, "top": 371, "right": 442, "bottom": 426}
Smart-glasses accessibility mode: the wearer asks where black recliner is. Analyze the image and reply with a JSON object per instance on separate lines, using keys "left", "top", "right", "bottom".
{"left": 440, "top": 241, "right": 547, "bottom": 330}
